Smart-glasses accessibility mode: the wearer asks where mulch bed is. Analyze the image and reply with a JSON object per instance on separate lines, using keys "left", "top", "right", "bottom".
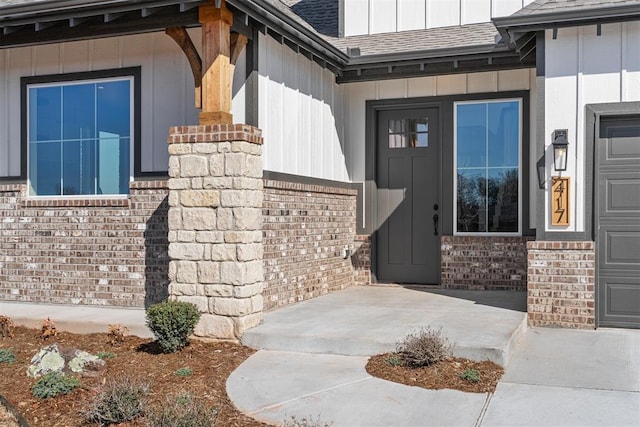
{"left": 366, "top": 353, "right": 504, "bottom": 393}
{"left": 0, "top": 326, "right": 269, "bottom": 427}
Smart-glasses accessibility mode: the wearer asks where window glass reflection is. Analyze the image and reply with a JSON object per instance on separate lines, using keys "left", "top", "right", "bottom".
{"left": 388, "top": 118, "right": 429, "bottom": 148}
{"left": 456, "top": 100, "right": 520, "bottom": 233}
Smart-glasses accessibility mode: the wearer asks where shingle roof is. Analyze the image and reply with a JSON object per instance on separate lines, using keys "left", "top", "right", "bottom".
{"left": 513, "top": 0, "right": 640, "bottom": 16}
{"left": 280, "top": 0, "right": 337, "bottom": 37}
{"left": 331, "top": 23, "right": 501, "bottom": 57}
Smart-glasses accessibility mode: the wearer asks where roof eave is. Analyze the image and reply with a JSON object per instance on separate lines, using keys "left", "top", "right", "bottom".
{"left": 493, "top": 3, "right": 640, "bottom": 32}
{"left": 345, "top": 43, "right": 511, "bottom": 67}
{"left": 228, "top": 0, "right": 349, "bottom": 68}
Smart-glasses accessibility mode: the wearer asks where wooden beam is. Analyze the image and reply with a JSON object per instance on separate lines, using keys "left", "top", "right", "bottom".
{"left": 198, "top": 0, "right": 233, "bottom": 125}
{"left": 166, "top": 26, "right": 203, "bottom": 109}
{"left": 230, "top": 32, "right": 247, "bottom": 65}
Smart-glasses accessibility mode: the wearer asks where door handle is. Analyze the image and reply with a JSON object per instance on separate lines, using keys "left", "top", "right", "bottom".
{"left": 433, "top": 213, "right": 439, "bottom": 236}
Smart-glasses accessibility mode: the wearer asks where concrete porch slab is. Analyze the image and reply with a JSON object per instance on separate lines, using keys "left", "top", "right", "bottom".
{"left": 242, "top": 286, "right": 527, "bottom": 366}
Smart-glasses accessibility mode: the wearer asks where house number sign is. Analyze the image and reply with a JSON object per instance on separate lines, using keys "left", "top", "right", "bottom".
{"left": 551, "top": 177, "right": 570, "bottom": 226}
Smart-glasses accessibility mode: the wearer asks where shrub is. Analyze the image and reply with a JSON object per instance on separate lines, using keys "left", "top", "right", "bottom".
{"left": 175, "top": 367, "right": 193, "bottom": 377}
{"left": 40, "top": 317, "right": 58, "bottom": 340}
{"left": 384, "top": 354, "right": 403, "bottom": 367}
{"left": 0, "top": 315, "right": 15, "bottom": 338}
{"left": 82, "top": 376, "right": 149, "bottom": 425}
{"left": 459, "top": 367, "right": 481, "bottom": 383}
{"left": 32, "top": 372, "right": 81, "bottom": 398}
{"left": 0, "top": 348, "right": 16, "bottom": 364}
{"left": 145, "top": 391, "right": 218, "bottom": 427}
{"left": 396, "top": 327, "right": 453, "bottom": 367}
{"left": 146, "top": 301, "right": 201, "bottom": 353}
{"left": 282, "top": 415, "right": 333, "bottom": 427}
{"left": 107, "top": 324, "right": 129, "bottom": 345}
{"left": 96, "top": 351, "right": 116, "bottom": 360}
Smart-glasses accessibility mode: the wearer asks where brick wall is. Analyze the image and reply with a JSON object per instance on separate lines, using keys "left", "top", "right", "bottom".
{"left": 0, "top": 181, "right": 169, "bottom": 308}
{"left": 441, "top": 236, "right": 532, "bottom": 290}
{"left": 527, "top": 241, "right": 595, "bottom": 329}
{"left": 262, "top": 180, "right": 358, "bottom": 311}
{"left": 353, "top": 235, "right": 372, "bottom": 286}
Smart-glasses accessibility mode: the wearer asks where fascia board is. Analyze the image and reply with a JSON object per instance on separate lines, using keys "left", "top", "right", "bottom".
{"left": 228, "top": 0, "right": 349, "bottom": 66}
{"left": 493, "top": 4, "right": 640, "bottom": 31}
{"left": 345, "top": 44, "right": 511, "bottom": 67}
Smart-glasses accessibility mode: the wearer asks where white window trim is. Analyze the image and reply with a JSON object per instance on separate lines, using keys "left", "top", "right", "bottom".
{"left": 453, "top": 98, "right": 523, "bottom": 236}
{"left": 26, "top": 75, "right": 135, "bottom": 198}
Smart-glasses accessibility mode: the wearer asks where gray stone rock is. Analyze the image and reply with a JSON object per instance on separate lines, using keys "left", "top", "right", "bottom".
{"left": 27, "top": 344, "right": 106, "bottom": 378}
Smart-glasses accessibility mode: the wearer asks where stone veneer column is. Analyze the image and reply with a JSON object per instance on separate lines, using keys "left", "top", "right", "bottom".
{"left": 167, "top": 124, "right": 264, "bottom": 340}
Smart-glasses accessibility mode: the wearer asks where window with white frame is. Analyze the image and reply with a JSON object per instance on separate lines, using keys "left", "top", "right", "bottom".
{"left": 454, "top": 99, "right": 521, "bottom": 234}
{"left": 27, "top": 74, "right": 133, "bottom": 196}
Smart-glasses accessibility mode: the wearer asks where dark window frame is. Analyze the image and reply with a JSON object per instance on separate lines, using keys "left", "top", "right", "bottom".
{"left": 364, "top": 90, "right": 532, "bottom": 236}
{"left": 453, "top": 98, "right": 523, "bottom": 235}
{"left": 19, "top": 67, "right": 142, "bottom": 187}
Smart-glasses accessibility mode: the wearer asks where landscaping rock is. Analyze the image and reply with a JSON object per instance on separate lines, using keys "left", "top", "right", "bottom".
{"left": 27, "top": 344, "right": 105, "bottom": 378}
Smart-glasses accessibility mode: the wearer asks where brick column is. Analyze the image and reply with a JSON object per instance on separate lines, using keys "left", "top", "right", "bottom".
{"left": 527, "top": 241, "right": 595, "bottom": 329}
{"left": 167, "top": 124, "right": 263, "bottom": 340}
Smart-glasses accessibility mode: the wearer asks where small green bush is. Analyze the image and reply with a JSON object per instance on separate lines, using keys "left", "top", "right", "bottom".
{"left": 0, "top": 348, "right": 16, "bottom": 364}
{"left": 384, "top": 354, "right": 403, "bottom": 367}
{"left": 175, "top": 367, "right": 193, "bottom": 377}
{"left": 96, "top": 351, "right": 116, "bottom": 360}
{"left": 145, "top": 391, "right": 218, "bottom": 427}
{"left": 32, "top": 372, "right": 81, "bottom": 399}
{"left": 396, "top": 327, "right": 453, "bottom": 367}
{"left": 146, "top": 301, "right": 201, "bottom": 353}
{"left": 460, "top": 367, "right": 481, "bottom": 383}
{"left": 82, "top": 376, "right": 149, "bottom": 425}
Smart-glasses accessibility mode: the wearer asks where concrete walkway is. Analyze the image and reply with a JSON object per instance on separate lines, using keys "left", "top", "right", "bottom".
{"left": 0, "top": 301, "right": 153, "bottom": 338}
{"left": 228, "top": 327, "right": 640, "bottom": 427}
{"left": 243, "top": 286, "right": 527, "bottom": 365}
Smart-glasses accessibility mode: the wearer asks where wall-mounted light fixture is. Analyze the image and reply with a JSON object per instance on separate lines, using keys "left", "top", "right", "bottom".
{"left": 552, "top": 129, "right": 569, "bottom": 172}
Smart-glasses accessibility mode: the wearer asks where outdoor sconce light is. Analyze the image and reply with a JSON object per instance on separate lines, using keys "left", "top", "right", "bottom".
{"left": 552, "top": 129, "right": 569, "bottom": 172}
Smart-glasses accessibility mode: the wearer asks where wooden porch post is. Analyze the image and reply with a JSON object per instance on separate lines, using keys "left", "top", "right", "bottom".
{"left": 199, "top": 0, "right": 233, "bottom": 125}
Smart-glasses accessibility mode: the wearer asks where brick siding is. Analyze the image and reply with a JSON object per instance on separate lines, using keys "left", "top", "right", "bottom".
{"left": 527, "top": 241, "right": 595, "bottom": 329}
{"left": 262, "top": 180, "right": 358, "bottom": 311}
{"left": 0, "top": 181, "right": 169, "bottom": 308}
{"left": 353, "top": 235, "right": 372, "bottom": 286}
{"left": 441, "top": 236, "right": 533, "bottom": 290}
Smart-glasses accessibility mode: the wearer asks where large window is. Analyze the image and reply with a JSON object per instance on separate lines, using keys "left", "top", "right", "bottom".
{"left": 27, "top": 74, "right": 134, "bottom": 196}
{"left": 454, "top": 99, "right": 521, "bottom": 234}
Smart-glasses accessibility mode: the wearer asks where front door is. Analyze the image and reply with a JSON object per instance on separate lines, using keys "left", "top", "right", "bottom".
{"left": 376, "top": 108, "right": 440, "bottom": 284}
{"left": 596, "top": 115, "right": 640, "bottom": 328}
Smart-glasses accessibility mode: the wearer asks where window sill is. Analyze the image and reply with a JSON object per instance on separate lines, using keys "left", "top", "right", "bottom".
{"left": 22, "top": 197, "right": 129, "bottom": 208}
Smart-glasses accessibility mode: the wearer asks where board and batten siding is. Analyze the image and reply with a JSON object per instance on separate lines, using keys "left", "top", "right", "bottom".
{"left": 342, "top": 0, "right": 536, "bottom": 36}
{"left": 258, "top": 34, "right": 348, "bottom": 182}
{"left": 0, "top": 28, "right": 247, "bottom": 178}
{"left": 544, "top": 22, "right": 640, "bottom": 232}
{"left": 343, "top": 68, "right": 538, "bottom": 229}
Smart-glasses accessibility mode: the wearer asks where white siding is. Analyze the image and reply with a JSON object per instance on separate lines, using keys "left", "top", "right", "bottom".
{"left": 258, "top": 34, "right": 347, "bottom": 182}
{"left": 342, "top": 0, "right": 536, "bottom": 36}
{"left": 0, "top": 28, "right": 250, "bottom": 177}
{"left": 343, "top": 69, "right": 537, "bottom": 229}
{"left": 543, "top": 22, "right": 640, "bottom": 232}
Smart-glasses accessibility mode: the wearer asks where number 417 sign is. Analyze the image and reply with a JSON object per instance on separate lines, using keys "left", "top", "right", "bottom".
{"left": 551, "top": 177, "right": 570, "bottom": 226}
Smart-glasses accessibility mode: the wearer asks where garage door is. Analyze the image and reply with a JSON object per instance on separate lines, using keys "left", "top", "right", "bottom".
{"left": 596, "top": 115, "right": 640, "bottom": 328}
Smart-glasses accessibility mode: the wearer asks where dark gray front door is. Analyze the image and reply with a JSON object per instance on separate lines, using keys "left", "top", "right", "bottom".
{"left": 377, "top": 108, "right": 440, "bottom": 284}
{"left": 596, "top": 115, "right": 640, "bottom": 328}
